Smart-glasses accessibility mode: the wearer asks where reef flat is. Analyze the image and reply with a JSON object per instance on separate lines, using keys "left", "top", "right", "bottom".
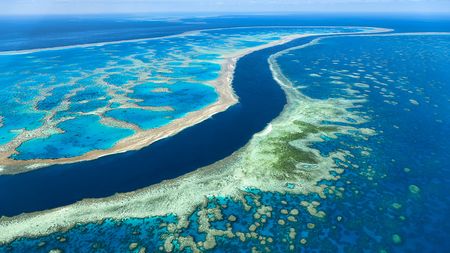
{"left": 2, "top": 30, "right": 449, "bottom": 252}
{"left": 0, "top": 26, "right": 380, "bottom": 174}
{"left": 0, "top": 28, "right": 388, "bottom": 244}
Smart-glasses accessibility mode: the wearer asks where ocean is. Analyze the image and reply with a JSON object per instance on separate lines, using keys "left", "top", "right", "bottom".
{"left": 0, "top": 14, "right": 449, "bottom": 252}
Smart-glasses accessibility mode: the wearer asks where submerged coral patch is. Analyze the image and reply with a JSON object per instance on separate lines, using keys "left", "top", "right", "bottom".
{"left": 2, "top": 32, "right": 449, "bottom": 252}
{"left": 12, "top": 115, "right": 135, "bottom": 159}
{"left": 0, "top": 26, "right": 372, "bottom": 172}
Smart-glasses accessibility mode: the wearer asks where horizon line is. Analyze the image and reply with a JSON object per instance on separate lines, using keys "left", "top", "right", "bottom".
{"left": 0, "top": 11, "right": 449, "bottom": 17}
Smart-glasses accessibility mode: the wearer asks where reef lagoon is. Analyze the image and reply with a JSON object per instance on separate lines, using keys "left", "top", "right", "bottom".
{"left": 1, "top": 15, "right": 450, "bottom": 252}
{"left": 0, "top": 25, "right": 377, "bottom": 172}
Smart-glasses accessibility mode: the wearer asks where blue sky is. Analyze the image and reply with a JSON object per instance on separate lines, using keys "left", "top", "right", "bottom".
{"left": 1, "top": 0, "right": 449, "bottom": 15}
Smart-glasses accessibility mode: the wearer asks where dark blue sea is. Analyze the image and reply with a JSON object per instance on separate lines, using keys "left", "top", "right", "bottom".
{"left": 0, "top": 14, "right": 450, "bottom": 252}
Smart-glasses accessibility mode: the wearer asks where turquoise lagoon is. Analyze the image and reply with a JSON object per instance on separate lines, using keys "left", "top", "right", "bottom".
{"left": 0, "top": 26, "right": 370, "bottom": 162}
{"left": 2, "top": 32, "right": 450, "bottom": 252}
{"left": 13, "top": 115, "right": 134, "bottom": 160}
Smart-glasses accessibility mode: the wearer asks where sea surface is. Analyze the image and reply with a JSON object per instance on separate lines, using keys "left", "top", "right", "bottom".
{"left": 3, "top": 26, "right": 351, "bottom": 161}
{"left": 273, "top": 33, "right": 450, "bottom": 251}
{"left": 0, "top": 15, "right": 450, "bottom": 252}
{"left": 0, "top": 26, "right": 369, "bottom": 215}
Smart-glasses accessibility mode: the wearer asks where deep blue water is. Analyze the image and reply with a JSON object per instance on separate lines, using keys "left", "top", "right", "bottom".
{"left": 1, "top": 14, "right": 449, "bottom": 51}
{"left": 1, "top": 15, "right": 450, "bottom": 252}
{"left": 0, "top": 32, "right": 321, "bottom": 217}
{"left": 276, "top": 34, "right": 450, "bottom": 252}
{"left": 0, "top": 15, "right": 198, "bottom": 51}
{"left": 0, "top": 25, "right": 361, "bottom": 160}
{"left": 0, "top": 15, "right": 449, "bottom": 215}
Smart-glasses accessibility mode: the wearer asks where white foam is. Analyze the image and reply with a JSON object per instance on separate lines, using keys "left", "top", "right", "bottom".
{"left": 255, "top": 123, "right": 273, "bottom": 137}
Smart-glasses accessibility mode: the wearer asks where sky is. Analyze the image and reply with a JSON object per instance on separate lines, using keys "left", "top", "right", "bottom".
{"left": 1, "top": 0, "right": 449, "bottom": 15}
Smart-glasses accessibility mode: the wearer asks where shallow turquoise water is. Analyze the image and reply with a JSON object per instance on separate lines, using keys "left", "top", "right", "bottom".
{"left": 2, "top": 33, "right": 449, "bottom": 252}
{"left": 275, "top": 33, "right": 450, "bottom": 252}
{"left": 105, "top": 108, "right": 174, "bottom": 130}
{"left": 12, "top": 115, "right": 135, "bottom": 159}
{"left": 0, "top": 26, "right": 365, "bottom": 160}
{"left": 0, "top": 107, "right": 44, "bottom": 145}
{"left": 130, "top": 81, "right": 218, "bottom": 113}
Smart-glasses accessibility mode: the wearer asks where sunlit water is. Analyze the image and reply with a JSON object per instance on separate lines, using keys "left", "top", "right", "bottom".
{"left": 2, "top": 29, "right": 449, "bottom": 253}
{"left": 0, "top": 27, "right": 362, "bottom": 162}
{"left": 0, "top": 14, "right": 450, "bottom": 252}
